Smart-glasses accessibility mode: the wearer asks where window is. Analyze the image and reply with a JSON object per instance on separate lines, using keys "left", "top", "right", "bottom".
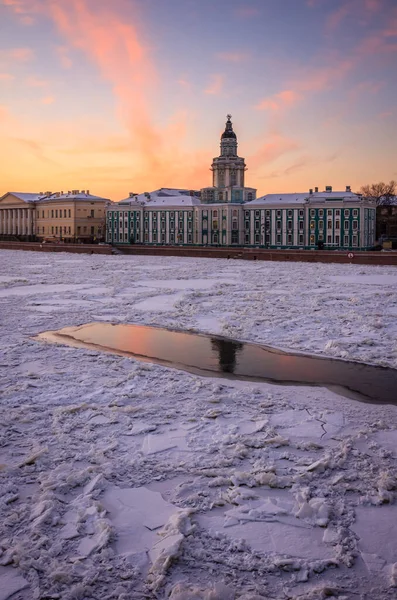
{"left": 124, "top": 232, "right": 128, "bottom": 240}
{"left": 153, "top": 232, "right": 157, "bottom": 242}
{"left": 83, "top": 226, "right": 87, "bottom": 233}
{"left": 310, "top": 220, "right": 315, "bottom": 229}
{"left": 42, "top": 210, "right": 44, "bottom": 218}
{"left": 90, "top": 210, "right": 94, "bottom": 217}
{"left": 299, "top": 234, "right": 304, "bottom": 245}
{"left": 63, "top": 209, "right": 66, "bottom": 218}
{"left": 144, "top": 233, "right": 148, "bottom": 242}
{"left": 255, "top": 221, "right": 260, "bottom": 230}
{"left": 327, "top": 209, "right": 332, "bottom": 216}
{"left": 144, "top": 221, "right": 148, "bottom": 231}
{"left": 344, "top": 209, "right": 350, "bottom": 217}
{"left": 298, "top": 221, "right": 303, "bottom": 231}
{"left": 68, "top": 209, "right": 71, "bottom": 218}
{"left": 77, "top": 226, "right": 80, "bottom": 234}
{"left": 344, "top": 220, "right": 349, "bottom": 230}
{"left": 255, "top": 233, "right": 260, "bottom": 243}
{"left": 232, "top": 221, "right": 238, "bottom": 230}
{"left": 318, "top": 209, "right": 324, "bottom": 217}
{"left": 68, "top": 226, "right": 71, "bottom": 234}
{"left": 299, "top": 210, "right": 304, "bottom": 218}
{"left": 255, "top": 210, "right": 260, "bottom": 218}
{"left": 91, "top": 226, "right": 94, "bottom": 235}
{"left": 310, "top": 234, "right": 315, "bottom": 244}
{"left": 170, "top": 233, "right": 174, "bottom": 243}
{"left": 265, "top": 220, "right": 270, "bottom": 229}
{"left": 335, "top": 209, "right": 340, "bottom": 216}
{"left": 55, "top": 226, "right": 58, "bottom": 234}
{"left": 335, "top": 235, "right": 340, "bottom": 244}
{"left": 231, "top": 231, "right": 238, "bottom": 244}
{"left": 288, "top": 210, "right": 292, "bottom": 218}
{"left": 310, "top": 209, "right": 315, "bottom": 217}
{"left": 344, "top": 235, "right": 349, "bottom": 245}
{"left": 64, "top": 226, "right": 67, "bottom": 234}
{"left": 161, "top": 211, "right": 165, "bottom": 218}
{"left": 335, "top": 221, "right": 340, "bottom": 230}
{"left": 276, "top": 234, "right": 281, "bottom": 244}
{"left": 352, "top": 221, "right": 358, "bottom": 230}
{"left": 213, "top": 233, "right": 219, "bottom": 243}
{"left": 352, "top": 235, "right": 358, "bottom": 246}
{"left": 188, "top": 233, "right": 192, "bottom": 243}
{"left": 213, "top": 220, "right": 218, "bottom": 229}
{"left": 318, "top": 220, "right": 323, "bottom": 230}
{"left": 327, "top": 235, "right": 332, "bottom": 243}
{"left": 276, "top": 220, "right": 281, "bottom": 230}
{"left": 51, "top": 210, "right": 54, "bottom": 218}
{"left": 353, "top": 209, "right": 358, "bottom": 217}
{"left": 287, "top": 234, "right": 292, "bottom": 244}
{"left": 245, "top": 221, "right": 250, "bottom": 229}
{"left": 266, "top": 210, "right": 270, "bottom": 217}
{"left": 277, "top": 210, "right": 281, "bottom": 218}
{"left": 288, "top": 221, "right": 292, "bottom": 230}
{"left": 213, "top": 210, "right": 218, "bottom": 217}
{"left": 245, "top": 234, "right": 250, "bottom": 243}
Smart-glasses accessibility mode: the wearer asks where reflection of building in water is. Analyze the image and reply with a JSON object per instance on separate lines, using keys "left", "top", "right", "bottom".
{"left": 211, "top": 338, "right": 243, "bottom": 373}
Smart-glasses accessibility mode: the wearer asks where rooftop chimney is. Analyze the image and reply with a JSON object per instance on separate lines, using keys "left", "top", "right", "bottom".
{"left": 309, "top": 188, "right": 313, "bottom": 194}
{"left": 346, "top": 185, "right": 351, "bottom": 192}
{"left": 325, "top": 186, "right": 332, "bottom": 192}
{"left": 314, "top": 186, "right": 318, "bottom": 193}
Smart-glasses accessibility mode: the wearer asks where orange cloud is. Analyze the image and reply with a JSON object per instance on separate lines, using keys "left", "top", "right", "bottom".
{"left": 216, "top": 52, "right": 250, "bottom": 63}
{"left": 204, "top": 74, "right": 224, "bottom": 95}
{"left": 256, "top": 89, "right": 300, "bottom": 112}
{"left": 0, "top": 105, "right": 10, "bottom": 123}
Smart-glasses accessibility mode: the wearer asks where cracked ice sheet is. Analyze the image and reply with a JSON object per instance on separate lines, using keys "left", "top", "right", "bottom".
{"left": 0, "top": 568, "right": 29, "bottom": 600}
{"left": 1, "top": 251, "right": 397, "bottom": 599}
{"left": 100, "top": 486, "right": 179, "bottom": 565}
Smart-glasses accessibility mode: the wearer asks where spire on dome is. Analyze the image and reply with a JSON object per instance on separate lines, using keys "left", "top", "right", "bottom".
{"left": 221, "top": 114, "right": 237, "bottom": 140}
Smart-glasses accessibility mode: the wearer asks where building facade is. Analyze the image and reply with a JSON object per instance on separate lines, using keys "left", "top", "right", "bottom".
{"left": 243, "top": 187, "right": 376, "bottom": 250}
{"left": 106, "top": 116, "right": 376, "bottom": 250}
{"left": 0, "top": 190, "right": 109, "bottom": 242}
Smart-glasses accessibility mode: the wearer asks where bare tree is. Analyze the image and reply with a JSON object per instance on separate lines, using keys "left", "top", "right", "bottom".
{"left": 359, "top": 180, "right": 396, "bottom": 206}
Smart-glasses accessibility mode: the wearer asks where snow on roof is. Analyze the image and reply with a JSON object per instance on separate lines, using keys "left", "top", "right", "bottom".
{"left": 43, "top": 191, "right": 110, "bottom": 202}
{"left": 247, "top": 190, "right": 361, "bottom": 206}
{"left": 2, "top": 192, "right": 45, "bottom": 203}
{"left": 118, "top": 188, "right": 201, "bottom": 207}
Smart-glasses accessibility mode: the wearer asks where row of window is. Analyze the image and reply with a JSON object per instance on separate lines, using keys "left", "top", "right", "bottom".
{"left": 246, "top": 233, "right": 360, "bottom": 246}
{"left": 40, "top": 225, "right": 96, "bottom": 235}
{"left": 248, "top": 208, "right": 360, "bottom": 219}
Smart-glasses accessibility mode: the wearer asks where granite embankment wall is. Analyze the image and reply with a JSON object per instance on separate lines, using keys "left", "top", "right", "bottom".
{"left": 0, "top": 242, "right": 112, "bottom": 255}
{"left": 118, "top": 245, "right": 397, "bottom": 265}
{"left": 1, "top": 241, "right": 397, "bottom": 265}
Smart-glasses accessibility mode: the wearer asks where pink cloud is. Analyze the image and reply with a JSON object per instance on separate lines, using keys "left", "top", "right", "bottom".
{"left": 0, "top": 47, "right": 34, "bottom": 62}
{"left": 55, "top": 45, "right": 73, "bottom": 69}
{"left": 248, "top": 132, "right": 300, "bottom": 170}
{"left": 204, "top": 74, "right": 224, "bottom": 95}
{"left": 0, "top": 104, "right": 10, "bottom": 122}
{"left": 41, "top": 95, "right": 55, "bottom": 104}
{"left": 326, "top": 4, "right": 350, "bottom": 33}
{"left": 233, "top": 6, "right": 260, "bottom": 18}
{"left": 0, "top": 73, "right": 15, "bottom": 81}
{"left": 256, "top": 89, "right": 300, "bottom": 112}
{"left": 216, "top": 52, "right": 250, "bottom": 63}
{"left": 26, "top": 75, "right": 49, "bottom": 87}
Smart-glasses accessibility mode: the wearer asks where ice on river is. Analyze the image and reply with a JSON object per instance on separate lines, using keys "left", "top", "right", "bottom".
{"left": 0, "top": 250, "right": 396, "bottom": 599}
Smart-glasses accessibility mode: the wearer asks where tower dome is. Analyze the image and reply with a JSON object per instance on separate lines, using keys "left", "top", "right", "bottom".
{"left": 221, "top": 114, "right": 237, "bottom": 139}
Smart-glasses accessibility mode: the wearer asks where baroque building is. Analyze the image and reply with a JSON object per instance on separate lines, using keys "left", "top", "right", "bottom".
{"left": 103, "top": 115, "right": 376, "bottom": 251}
{"left": 201, "top": 115, "right": 256, "bottom": 204}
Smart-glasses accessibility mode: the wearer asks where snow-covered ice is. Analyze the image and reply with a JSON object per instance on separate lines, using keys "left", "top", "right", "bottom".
{"left": 0, "top": 250, "right": 397, "bottom": 599}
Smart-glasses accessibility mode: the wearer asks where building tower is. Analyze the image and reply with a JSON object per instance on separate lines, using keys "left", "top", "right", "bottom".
{"left": 201, "top": 115, "right": 256, "bottom": 204}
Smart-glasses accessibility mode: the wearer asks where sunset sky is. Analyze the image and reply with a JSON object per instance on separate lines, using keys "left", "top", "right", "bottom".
{"left": 1, "top": 0, "right": 396, "bottom": 201}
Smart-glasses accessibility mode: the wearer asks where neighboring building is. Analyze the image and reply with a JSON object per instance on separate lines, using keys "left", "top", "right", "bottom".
{"left": 200, "top": 114, "right": 256, "bottom": 204}
{"left": 243, "top": 186, "right": 376, "bottom": 250}
{"left": 35, "top": 190, "right": 109, "bottom": 242}
{"left": 0, "top": 192, "right": 41, "bottom": 240}
{"left": 0, "top": 190, "right": 110, "bottom": 242}
{"left": 376, "top": 198, "right": 397, "bottom": 245}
